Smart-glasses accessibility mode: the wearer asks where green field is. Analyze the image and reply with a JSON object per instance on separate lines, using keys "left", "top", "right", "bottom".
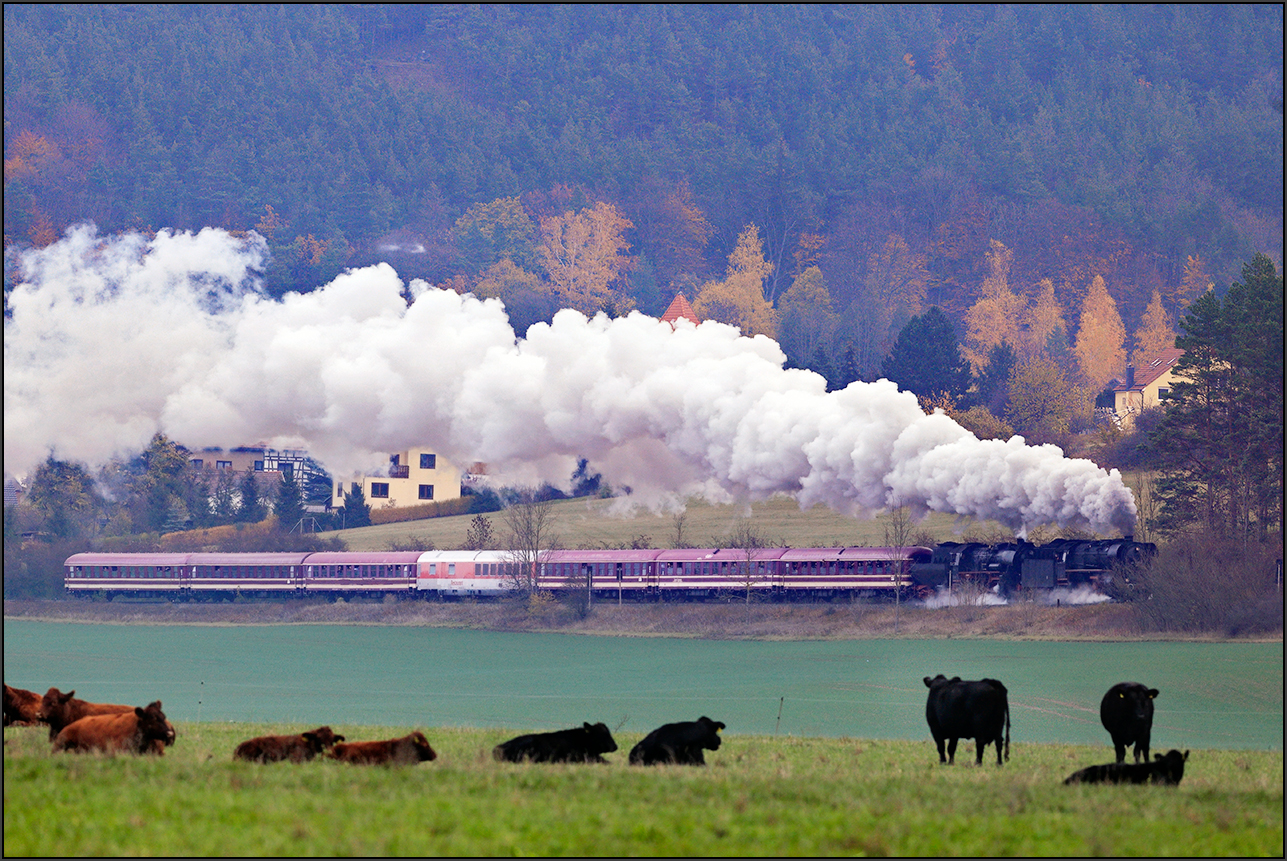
{"left": 4, "top": 622, "right": 1282, "bottom": 749}
{"left": 329, "top": 494, "right": 1025, "bottom": 551}
{"left": 3, "top": 722, "right": 1281, "bottom": 856}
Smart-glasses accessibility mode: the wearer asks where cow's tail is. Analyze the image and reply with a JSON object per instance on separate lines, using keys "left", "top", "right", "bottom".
{"left": 1003, "top": 699, "right": 1011, "bottom": 762}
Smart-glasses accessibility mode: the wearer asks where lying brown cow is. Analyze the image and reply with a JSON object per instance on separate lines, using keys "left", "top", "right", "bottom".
{"left": 330, "top": 731, "right": 437, "bottom": 765}
{"left": 52, "top": 701, "right": 172, "bottom": 755}
{"left": 41, "top": 687, "right": 175, "bottom": 752}
{"left": 40, "top": 688, "right": 134, "bottom": 740}
{"left": 4, "top": 684, "right": 45, "bottom": 726}
{"left": 234, "top": 726, "right": 346, "bottom": 763}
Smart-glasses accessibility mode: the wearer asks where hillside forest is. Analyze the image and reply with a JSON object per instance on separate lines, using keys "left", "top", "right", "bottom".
{"left": 2, "top": 6, "right": 1283, "bottom": 573}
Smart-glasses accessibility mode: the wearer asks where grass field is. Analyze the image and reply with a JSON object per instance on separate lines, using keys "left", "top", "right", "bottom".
{"left": 329, "top": 494, "right": 1026, "bottom": 551}
{"left": 3, "top": 721, "right": 1281, "bottom": 856}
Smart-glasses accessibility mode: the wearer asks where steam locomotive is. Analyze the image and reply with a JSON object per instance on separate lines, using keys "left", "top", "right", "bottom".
{"left": 63, "top": 538, "right": 1154, "bottom": 602}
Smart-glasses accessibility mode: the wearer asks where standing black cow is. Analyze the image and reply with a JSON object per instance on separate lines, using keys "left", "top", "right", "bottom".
{"left": 492, "top": 722, "right": 618, "bottom": 764}
{"left": 629, "top": 716, "right": 725, "bottom": 765}
{"left": 923, "top": 675, "right": 1011, "bottom": 766}
{"left": 1064, "top": 749, "right": 1189, "bottom": 786}
{"left": 1100, "top": 682, "right": 1159, "bottom": 764}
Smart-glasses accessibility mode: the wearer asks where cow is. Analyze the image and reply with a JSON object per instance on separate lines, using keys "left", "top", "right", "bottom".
{"left": 234, "top": 726, "right": 346, "bottom": 763}
{"left": 4, "top": 684, "right": 45, "bottom": 726}
{"left": 629, "top": 716, "right": 725, "bottom": 765}
{"left": 923, "top": 675, "right": 1011, "bottom": 766}
{"left": 493, "top": 722, "right": 618, "bottom": 764}
{"left": 51, "top": 701, "right": 172, "bottom": 755}
{"left": 1064, "top": 749, "right": 1190, "bottom": 786}
{"left": 40, "top": 687, "right": 174, "bottom": 752}
{"left": 1100, "top": 682, "right": 1159, "bottom": 764}
{"left": 330, "top": 731, "right": 437, "bottom": 765}
{"left": 39, "top": 687, "right": 135, "bottom": 741}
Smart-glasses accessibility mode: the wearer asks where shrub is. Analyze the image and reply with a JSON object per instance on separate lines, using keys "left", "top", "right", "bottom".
{"left": 1130, "top": 531, "right": 1283, "bottom": 635}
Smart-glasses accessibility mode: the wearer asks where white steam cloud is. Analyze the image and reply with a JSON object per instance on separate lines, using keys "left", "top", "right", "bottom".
{"left": 4, "top": 226, "right": 1137, "bottom": 535}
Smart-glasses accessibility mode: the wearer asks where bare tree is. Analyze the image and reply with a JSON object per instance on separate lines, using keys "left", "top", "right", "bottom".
{"left": 670, "top": 510, "right": 690, "bottom": 548}
{"left": 728, "top": 519, "right": 770, "bottom": 606}
{"left": 501, "top": 489, "right": 560, "bottom": 599}
{"left": 884, "top": 503, "right": 915, "bottom": 633}
{"left": 460, "top": 514, "right": 496, "bottom": 550}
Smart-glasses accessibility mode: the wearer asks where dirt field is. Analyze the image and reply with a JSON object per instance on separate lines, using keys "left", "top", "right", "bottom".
{"left": 3, "top": 596, "right": 1249, "bottom": 642}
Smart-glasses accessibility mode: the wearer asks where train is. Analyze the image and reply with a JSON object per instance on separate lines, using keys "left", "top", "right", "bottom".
{"left": 63, "top": 538, "right": 1155, "bottom": 602}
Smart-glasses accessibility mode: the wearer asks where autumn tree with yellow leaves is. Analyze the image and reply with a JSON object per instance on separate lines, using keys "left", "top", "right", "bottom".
{"left": 536, "top": 201, "right": 635, "bottom": 317}
{"left": 1131, "top": 289, "right": 1176, "bottom": 366}
{"left": 693, "top": 224, "right": 778, "bottom": 338}
{"left": 1073, "top": 275, "right": 1127, "bottom": 390}
{"left": 963, "top": 239, "right": 1024, "bottom": 371}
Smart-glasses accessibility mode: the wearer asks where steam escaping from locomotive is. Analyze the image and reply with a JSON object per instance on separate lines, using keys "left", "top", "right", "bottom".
{"left": 4, "top": 226, "right": 1137, "bottom": 535}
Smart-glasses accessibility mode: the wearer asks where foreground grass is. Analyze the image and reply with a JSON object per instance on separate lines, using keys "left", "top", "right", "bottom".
{"left": 4, "top": 723, "right": 1281, "bottom": 856}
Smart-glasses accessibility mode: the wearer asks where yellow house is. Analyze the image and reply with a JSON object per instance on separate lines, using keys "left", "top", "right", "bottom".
{"left": 335, "top": 448, "right": 463, "bottom": 509}
{"left": 1111, "top": 347, "right": 1183, "bottom": 428}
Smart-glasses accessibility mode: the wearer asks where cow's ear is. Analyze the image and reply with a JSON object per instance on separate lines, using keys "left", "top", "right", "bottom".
{"left": 135, "top": 706, "right": 146, "bottom": 717}
{"left": 1148, "top": 689, "right": 1159, "bottom": 699}
{"left": 923, "top": 677, "right": 933, "bottom": 687}
{"left": 583, "top": 722, "right": 593, "bottom": 730}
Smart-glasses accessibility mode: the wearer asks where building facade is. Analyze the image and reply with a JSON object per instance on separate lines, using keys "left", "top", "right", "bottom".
{"left": 1111, "top": 347, "right": 1184, "bottom": 428}
{"left": 335, "top": 448, "right": 463, "bottom": 509}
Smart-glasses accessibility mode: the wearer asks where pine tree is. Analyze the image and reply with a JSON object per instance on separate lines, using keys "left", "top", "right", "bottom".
{"left": 275, "top": 471, "right": 306, "bottom": 532}
{"left": 340, "top": 482, "right": 371, "bottom": 528}
{"left": 880, "top": 307, "right": 972, "bottom": 401}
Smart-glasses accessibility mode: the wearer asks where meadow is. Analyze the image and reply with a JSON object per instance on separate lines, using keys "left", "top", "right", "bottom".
{"left": 3, "top": 722, "right": 1281, "bottom": 856}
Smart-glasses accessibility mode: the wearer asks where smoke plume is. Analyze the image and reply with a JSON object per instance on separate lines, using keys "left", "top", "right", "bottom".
{"left": 4, "top": 226, "right": 1137, "bottom": 535}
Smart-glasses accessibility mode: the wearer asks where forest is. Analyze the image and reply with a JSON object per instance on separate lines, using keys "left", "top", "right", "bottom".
{"left": 2, "top": 5, "right": 1284, "bottom": 567}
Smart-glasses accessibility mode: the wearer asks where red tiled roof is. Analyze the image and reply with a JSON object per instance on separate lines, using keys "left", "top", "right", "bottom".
{"left": 1114, "top": 347, "right": 1184, "bottom": 391}
{"left": 661, "top": 293, "right": 700, "bottom": 326}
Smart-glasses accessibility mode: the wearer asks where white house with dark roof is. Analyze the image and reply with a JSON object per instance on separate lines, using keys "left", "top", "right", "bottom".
{"left": 1111, "top": 347, "right": 1184, "bottom": 428}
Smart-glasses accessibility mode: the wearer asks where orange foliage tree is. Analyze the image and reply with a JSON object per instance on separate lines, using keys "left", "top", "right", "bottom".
{"left": 1073, "top": 275, "right": 1127, "bottom": 390}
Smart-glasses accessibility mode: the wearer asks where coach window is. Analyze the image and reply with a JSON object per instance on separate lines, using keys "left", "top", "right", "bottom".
{"left": 420, "top": 453, "right": 436, "bottom": 469}
{"left": 371, "top": 482, "right": 390, "bottom": 499}
{"left": 418, "top": 484, "right": 434, "bottom": 500}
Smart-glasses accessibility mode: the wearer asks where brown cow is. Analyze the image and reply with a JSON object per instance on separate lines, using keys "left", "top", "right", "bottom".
{"left": 40, "top": 687, "right": 174, "bottom": 753}
{"left": 234, "top": 726, "right": 346, "bottom": 763}
{"left": 39, "top": 688, "right": 134, "bottom": 741}
{"left": 330, "top": 731, "right": 437, "bottom": 765}
{"left": 4, "top": 684, "right": 45, "bottom": 726}
{"left": 52, "top": 701, "right": 172, "bottom": 755}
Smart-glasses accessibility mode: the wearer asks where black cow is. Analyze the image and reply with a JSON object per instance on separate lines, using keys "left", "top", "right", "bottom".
{"left": 1064, "top": 749, "right": 1189, "bottom": 786}
{"left": 1100, "top": 682, "right": 1158, "bottom": 764}
{"left": 493, "top": 722, "right": 618, "bottom": 764}
{"left": 629, "top": 716, "right": 725, "bottom": 765}
{"left": 923, "top": 675, "right": 1011, "bottom": 766}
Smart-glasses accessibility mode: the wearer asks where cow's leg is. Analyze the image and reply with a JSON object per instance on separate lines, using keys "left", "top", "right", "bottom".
{"left": 1136, "top": 731, "right": 1150, "bottom": 764}
{"left": 1114, "top": 738, "right": 1127, "bottom": 764}
{"left": 993, "top": 735, "right": 1003, "bottom": 766}
{"left": 946, "top": 737, "right": 958, "bottom": 764}
{"left": 933, "top": 736, "right": 947, "bottom": 763}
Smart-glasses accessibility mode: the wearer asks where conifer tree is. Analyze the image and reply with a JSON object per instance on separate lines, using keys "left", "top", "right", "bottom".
{"left": 1073, "top": 275, "right": 1127, "bottom": 390}
{"left": 963, "top": 240, "right": 1025, "bottom": 371}
{"left": 1131, "top": 289, "right": 1175, "bottom": 366}
{"left": 880, "top": 307, "right": 971, "bottom": 402}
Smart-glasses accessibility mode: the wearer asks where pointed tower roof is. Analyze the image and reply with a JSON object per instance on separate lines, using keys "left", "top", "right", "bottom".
{"left": 661, "top": 293, "right": 700, "bottom": 327}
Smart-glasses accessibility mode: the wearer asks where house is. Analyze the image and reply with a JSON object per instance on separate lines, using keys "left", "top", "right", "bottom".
{"left": 1111, "top": 347, "right": 1184, "bottom": 428}
{"left": 335, "top": 448, "right": 463, "bottom": 509}
{"left": 660, "top": 293, "right": 701, "bottom": 327}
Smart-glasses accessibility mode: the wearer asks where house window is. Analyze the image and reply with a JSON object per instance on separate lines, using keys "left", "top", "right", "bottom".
{"left": 217, "top": 460, "right": 232, "bottom": 470}
{"left": 370, "top": 483, "right": 390, "bottom": 499}
{"left": 190, "top": 458, "right": 204, "bottom": 469}
{"left": 254, "top": 460, "right": 264, "bottom": 471}
{"left": 420, "top": 453, "right": 436, "bottom": 469}
{"left": 418, "top": 484, "right": 434, "bottom": 500}
{"left": 1157, "top": 387, "right": 1171, "bottom": 400}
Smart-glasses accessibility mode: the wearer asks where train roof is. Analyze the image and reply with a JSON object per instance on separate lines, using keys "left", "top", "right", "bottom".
{"left": 65, "top": 553, "right": 194, "bottom": 566}
{"left": 186, "top": 553, "right": 313, "bottom": 565}
{"left": 546, "top": 548, "right": 664, "bottom": 563}
{"left": 302, "top": 552, "right": 423, "bottom": 564}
